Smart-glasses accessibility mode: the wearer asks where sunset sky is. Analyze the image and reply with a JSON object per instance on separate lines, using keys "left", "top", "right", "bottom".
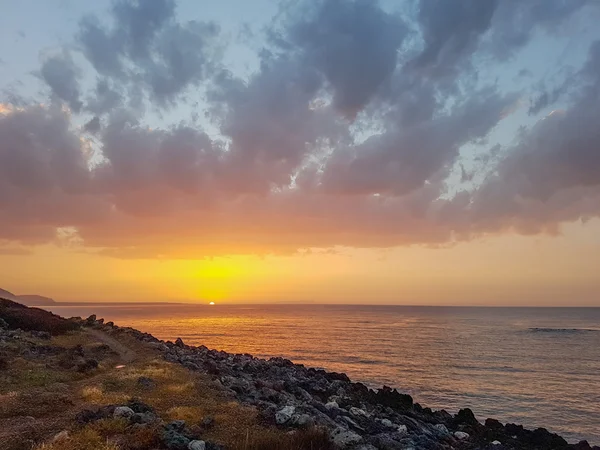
{"left": 1, "top": 0, "right": 600, "bottom": 305}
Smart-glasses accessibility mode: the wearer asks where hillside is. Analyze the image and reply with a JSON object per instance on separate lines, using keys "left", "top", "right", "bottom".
{"left": 0, "top": 288, "right": 57, "bottom": 306}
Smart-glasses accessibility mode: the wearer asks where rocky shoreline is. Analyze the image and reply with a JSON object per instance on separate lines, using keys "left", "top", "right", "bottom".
{"left": 77, "top": 315, "right": 597, "bottom": 450}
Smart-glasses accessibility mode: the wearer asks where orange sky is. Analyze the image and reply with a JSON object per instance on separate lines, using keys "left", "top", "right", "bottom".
{"left": 2, "top": 219, "right": 599, "bottom": 306}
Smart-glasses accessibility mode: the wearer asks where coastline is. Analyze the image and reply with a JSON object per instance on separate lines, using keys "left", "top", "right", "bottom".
{"left": 78, "top": 314, "right": 598, "bottom": 450}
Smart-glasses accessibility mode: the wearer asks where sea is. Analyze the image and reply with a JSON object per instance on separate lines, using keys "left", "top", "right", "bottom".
{"left": 46, "top": 304, "right": 600, "bottom": 444}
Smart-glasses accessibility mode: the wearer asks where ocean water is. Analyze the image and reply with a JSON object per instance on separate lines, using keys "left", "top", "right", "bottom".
{"left": 47, "top": 304, "right": 600, "bottom": 444}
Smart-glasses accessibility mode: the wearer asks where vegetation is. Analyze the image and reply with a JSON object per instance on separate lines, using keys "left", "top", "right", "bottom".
{"left": 0, "top": 300, "right": 334, "bottom": 450}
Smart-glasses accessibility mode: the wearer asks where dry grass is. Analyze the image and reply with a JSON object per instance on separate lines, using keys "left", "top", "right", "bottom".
{"left": 1, "top": 321, "right": 335, "bottom": 450}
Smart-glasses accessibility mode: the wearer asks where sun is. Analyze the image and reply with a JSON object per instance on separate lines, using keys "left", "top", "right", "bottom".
{"left": 209, "top": 301, "right": 215, "bottom": 305}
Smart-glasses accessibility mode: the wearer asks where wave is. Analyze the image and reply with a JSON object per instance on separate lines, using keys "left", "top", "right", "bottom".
{"left": 528, "top": 327, "right": 599, "bottom": 334}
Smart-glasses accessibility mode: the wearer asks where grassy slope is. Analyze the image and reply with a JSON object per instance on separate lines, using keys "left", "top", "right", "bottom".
{"left": 0, "top": 300, "right": 332, "bottom": 450}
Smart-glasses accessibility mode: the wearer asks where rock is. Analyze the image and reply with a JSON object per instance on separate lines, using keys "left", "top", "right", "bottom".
{"left": 491, "top": 441, "right": 502, "bottom": 446}
{"left": 454, "top": 408, "right": 479, "bottom": 427}
{"left": 433, "top": 424, "right": 449, "bottom": 435}
{"left": 330, "top": 427, "right": 362, "bottom": 448}
{"left": 290, "top": 414, "right": 315, "bottom": 428}
{"left": 85, "top": 314, "right": 97, "bottom": 324}
{"left": 137, "top": 376, "right": 155, "bottom": 389}
{"left": 131, "top": 412, "right": 157, "bottom": 424}
{"left": 127, "top": 398, "right": 154, "bottom": 413}
{"left": 454, "top": 431, "right": 470, "bottom": 440}
{"left": 175, "top": 337, "right": 185, "bottom": 348}
{"left": 0, "top": 318, "right": 8, "bottom": 329}
{"left": 325, "top": 401, "right": 339, "bottom": 410}
{"left": 349, "top": 407, "right": 369, "bottom": 417}
{"left": 113, "top": 406, "right": 135, "bottom": 419}
{"left": 105, "top": 321, "right": 114, "bottom": 327}
{"left": 275, "top": 405, "right": 295, "bottom": 424}
{"left": 188, "top": 440, "right": 206, "bottom": 450}
{"left": 379, "top": 418, "right": 393, "bottom": 427}
{"left": 396, "top": 424, "right": 407, "bottom": 434}
{"left": 162, "top": 429, "right": 190, "bottom": 450}
{"left": 372, "top": 386, "right": 413, "bottom": 410}
{"left": 166, "top": 420, "right": 187, "bottom": 432}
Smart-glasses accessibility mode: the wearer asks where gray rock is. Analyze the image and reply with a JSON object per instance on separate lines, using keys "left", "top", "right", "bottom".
{"left": 175, "top": 337, "right": 185, "bottom": 348}
{"left": 162, "top": 429, "right": 190, "bottom": 450}
{"left": 396, "top": 424, "right": 408, "bottom": 434}
{"left": 330, "top": 427, "right": 362, "bottom": 448}
{"left": 325, "top": 401, "right": 339, "bottom": 409}
{"left": 350, "top": 407, "right": 369, "bottom": 417}
{"left": 188, "top": 440, "right": 206, "bottom": 450}
{"left": 454, "top": 431, "right": 470, "bottom": 440}
{"left": 433, "top": 423, "right": 449, "bottom": 435}
{"left": 113, "top": 406, "right": 135, "bottom": 419}
{"left": 290, "top": 413, "right": 315, "bottom": 428}
{"left": 275, "top": 405, "right": 295, "bottom": 424}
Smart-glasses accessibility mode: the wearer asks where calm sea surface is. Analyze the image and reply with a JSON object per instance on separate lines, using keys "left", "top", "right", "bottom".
{"left": 47, "top": 304, "right": 600, "bottom": 444}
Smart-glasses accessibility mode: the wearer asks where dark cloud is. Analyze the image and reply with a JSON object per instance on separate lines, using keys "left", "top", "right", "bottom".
{"left": 318, "top": 87, "right": 517, "bottom": 196}
{"left": 412, "top": 0, "right": 498, "bottom": 78}
{"left": 77, "top": 0, "right": 219, "bottom": 110}
{"left": 40, "top": 51, "right": 83, "bottom": 112}
{"left": 283, "top": 0, "right": 408, "bottom": 116}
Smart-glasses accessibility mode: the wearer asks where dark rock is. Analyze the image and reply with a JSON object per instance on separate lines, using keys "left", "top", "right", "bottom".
{"left": 485, "top": 418, "right": 504, "bottom": 430}
{"left": 85, "top": 314, "right": 97, "bottom": 324}
{"left": 372, "top": 386, "right": 413, "bottom": 410}
{"left": 105, "top": 321, "right": 114, "bottom": 327}
{"left": 454, "top": 408, "right": 479, "bottom": 427}
{"left": 175, "top": 337, "right": 185, "bottom": 348}
{"left": 127, "top": 398, "right": 154, "bottom": 414}
{"left": 161, "top": 429, "right": 190, "bottom": 450}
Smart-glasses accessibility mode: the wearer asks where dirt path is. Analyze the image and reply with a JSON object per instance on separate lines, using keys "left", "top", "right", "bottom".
{"left": 84, "top": 328, "right": 138, "bottom": 363}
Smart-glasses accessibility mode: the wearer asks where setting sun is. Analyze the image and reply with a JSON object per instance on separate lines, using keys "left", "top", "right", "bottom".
{"left": 209, "top": 301, "right": 215, "bottom": 305}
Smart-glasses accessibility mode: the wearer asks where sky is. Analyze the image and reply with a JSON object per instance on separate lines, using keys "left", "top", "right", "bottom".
{"left": 1, "top": 0, "right": 600, "bottom": 305}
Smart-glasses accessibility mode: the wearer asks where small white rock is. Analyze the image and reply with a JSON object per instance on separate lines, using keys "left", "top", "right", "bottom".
{"left": 275, "top": 405, "right": 296, "bottom": 424}
{"left": 379, "top": 418, "right": 393, "bottom": 427}
{"left": 433, "top": 423, "right": 449, "bottom": 434}
{"left": 491, "top": 440, "right": 502, "bottom": 446}
{"left": 349, "top": 407, "right": 369, "bottom": 417}
{"left": 396, "top": 424, "right": 408, "bottom": 434}
{"left": 188, "top": 440, "right": 206, "bottom": 450}
{"left": 113, "top": 406, "right": 135, "bottom": 419}
{"left": 454, "top": 431, "right": 470, "bottom": 440}
{"left": 324, "top": 401, "right": 339, "bottom": 410}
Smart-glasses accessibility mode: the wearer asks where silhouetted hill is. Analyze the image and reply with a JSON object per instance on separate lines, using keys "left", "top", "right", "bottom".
{"left": 15, "top": 294, "right": 57, "bottom": 306}
{"left": 0, "top": 288, "right": 57, "bottom": 306}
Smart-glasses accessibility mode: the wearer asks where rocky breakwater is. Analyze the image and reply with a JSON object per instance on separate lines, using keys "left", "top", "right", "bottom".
{"left": 82, "top": 316, "right": 599, "bottom": 450}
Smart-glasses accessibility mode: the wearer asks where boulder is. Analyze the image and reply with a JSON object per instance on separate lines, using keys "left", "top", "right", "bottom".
{"left": 188, "top": 440, "right": 206, "bottom": 450}
{"left": 330, "top": 427, "right": 362, "bottom": 448}
{"left": 454, "top": 431, "right": 470, "bottom": 440}
{"left": 275, "top": 405, "right": 295, "bottom": 424}
{"left": 175, "top": 337, "right": 185, "bottom": 348}
{"left": 113, "top": 406, "right": 135, "bottom": 419}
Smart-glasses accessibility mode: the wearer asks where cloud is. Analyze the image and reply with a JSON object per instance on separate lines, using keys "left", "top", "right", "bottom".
{"left": 40, "top": 51, "right": 83, "bottom": 112}
{"left": 78, "top": 0, "right": 220, "bottom": 110}
{"left": 1, "top": 0, "right": 600, "bottom": 258}
{"left": 281, "top": 0, "right": 408, "bottom": 116}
